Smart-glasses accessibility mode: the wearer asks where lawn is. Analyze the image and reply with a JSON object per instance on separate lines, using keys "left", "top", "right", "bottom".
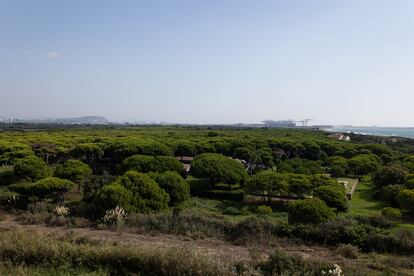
{"left": 347, "top": 179, "right": 387, "bottom": 216}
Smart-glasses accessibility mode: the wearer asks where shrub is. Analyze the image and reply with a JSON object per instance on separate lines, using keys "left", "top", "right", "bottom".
{"left": 258, "top": 249, "right": 332, "bottom": 275}
{"left": 374, "top": 164, "right": 409, "bottom": 187}
{"left": 288, "top": 198, "right": 335, "bottom": 225}
{"left": 13, "top": 156, "right": 49, "bottom": 181}
{"left": 222, "top": 206, "right": 241, "bottom": 215}
{"left": 353, "top": 215, "right": 396, "bottom": 228}
{"left": 27, "top": 201, "right": 50, "bottom": 214}
{"left": 0, "top": 166, "right": 17, "bottom": 186}
{"left": 231, "top": 217, "right": 275, "bottom": 244}
{"left": 380, "top": 184, "right": 404, "bottom": 206}
{"left": 397, "top": 189, "right": 414, "bottom": 214}
{"left": 53, "top": 205, "right": 70, "bottom": 216}
{"left": 314, "top": 185, "right": 348, "bottom": 211}
{"left": 335, "top": 244, "right": 359, "bottom": 259}
{"left": 257, "top": 205, "right": 272, "bottom": 216}
{"left": 381, "top": 207, "right": 402, "bottom": 220}
{"left": 94, "top": 183, "right": 134, "bottom": 212}
{"left": 103, "top": 206, "right": 126, "bottom": 226}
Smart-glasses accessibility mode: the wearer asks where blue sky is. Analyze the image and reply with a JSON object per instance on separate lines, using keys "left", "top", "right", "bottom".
{"left": 1, "top": 0, "right": 414, "bottom": 126}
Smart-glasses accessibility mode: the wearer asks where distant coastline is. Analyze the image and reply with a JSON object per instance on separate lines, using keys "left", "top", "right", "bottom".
{"left": 323, "top": 126, "right": 414, "bottom": 139}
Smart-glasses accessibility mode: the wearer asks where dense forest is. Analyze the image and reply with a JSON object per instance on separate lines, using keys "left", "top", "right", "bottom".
{"left": 0, "top": 126, "right": 413, "bottom": 275}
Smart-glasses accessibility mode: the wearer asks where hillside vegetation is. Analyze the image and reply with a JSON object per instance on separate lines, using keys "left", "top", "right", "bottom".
{"left": 0, "top": 126, "right": 413, "bottom": 274}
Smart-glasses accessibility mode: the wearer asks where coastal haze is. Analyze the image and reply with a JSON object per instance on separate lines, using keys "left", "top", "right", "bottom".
{"left": 2, "top": 0, "right": 414, "bottom": 126}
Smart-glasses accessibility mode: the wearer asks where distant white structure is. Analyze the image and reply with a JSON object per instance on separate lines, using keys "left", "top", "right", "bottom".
{"left": 328, "top": 133, "right": 351, "bottom": 141}
{"left": 262, "top": 120, "right": 296, "bottom": 128}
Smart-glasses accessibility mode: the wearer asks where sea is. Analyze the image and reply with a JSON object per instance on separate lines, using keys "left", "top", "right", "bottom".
{"left": 324, "top": 127, "right": 414, "bottom": 139}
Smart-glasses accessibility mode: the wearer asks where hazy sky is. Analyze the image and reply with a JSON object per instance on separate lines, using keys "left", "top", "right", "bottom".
{"left": 1, "top": 1, "right": 414, "bottom": 126}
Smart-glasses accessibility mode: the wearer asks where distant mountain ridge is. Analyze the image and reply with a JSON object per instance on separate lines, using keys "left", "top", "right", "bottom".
{"left": 0, "top": 116, "right": 109, "bottom": 125}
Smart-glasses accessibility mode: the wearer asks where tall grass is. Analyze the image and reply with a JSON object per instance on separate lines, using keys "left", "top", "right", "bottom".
{"left": 125, "top": 212, "right": 229, "bottom": 238}
{"left": 0, "top": 229, "right": 237, "bottom": 276}
{"left": 0, "top": 229, "right": 365, "bottom": 276}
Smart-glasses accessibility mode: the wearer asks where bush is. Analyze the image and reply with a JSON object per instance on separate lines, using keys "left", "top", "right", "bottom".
{"left": 380, "top": 184, "right": 404, "bottom": 206}
{"left": 397, "top": 189, "right": 414, "bottom": 214}
{"left": 230, "top": 217, "right": 275, "bottom": 244}
{"left": 102, "top": 206, "right": 126, "bottom": 226}
{"left": 256, "top": 205, "right": 272, "bottom": 216}
{"left": 314, "top": 185, "right": 348, "bottom": 211}
{"left": 27, "top": 201, "right": 50, "bottom": 214}
{"left": 259, "top": 249, "right": 332, "bottom": 275}
{"left": 288, "top": 198, "right": 335, "bottom": 225}
{"left": 13, "top": 156, "right": 49, "bottom": 181}
{"left": 0, "top": 166, "right": 17, "bottom": 186}
{"left": 381, "top": 207, "right": 402, "bottom": 220}
{"left": 374, "top": 164, "right": 409, "bottom": 187}
{"left": 335, "top": 244, "right": 359, "bottom": 259}
{"left": 94, "top": 183, "right": 134, "bottom": 212}
{"left": 354, "top": 215, "right": 396, "bottom": 228}
{"left": 222, "top": 206, "right": 241, "bottom": 215}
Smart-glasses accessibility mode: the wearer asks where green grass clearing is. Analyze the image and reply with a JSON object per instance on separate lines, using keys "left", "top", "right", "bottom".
{"left": 181, "top": 197, "right": 288, "bottom": 222}
{"left": 347, "top": 180, "right": 387, "bottom": 216}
